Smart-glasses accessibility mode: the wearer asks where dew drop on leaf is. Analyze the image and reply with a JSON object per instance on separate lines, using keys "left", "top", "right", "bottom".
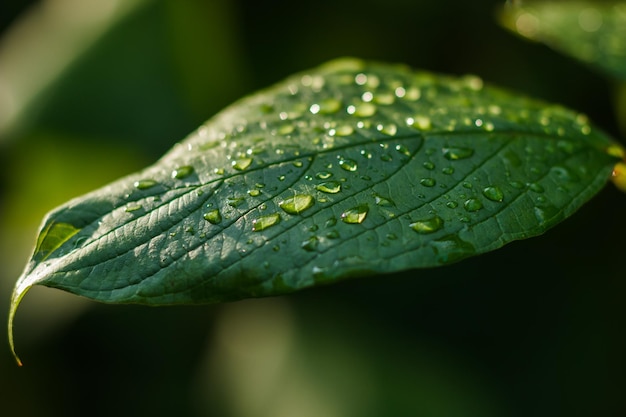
{"left": 203, "top": 209, "right": 222, "bottom": 224}
{"left": 232, "top": 157, "right": 253, "bottom": 171}
{"left": 301, "top": 236, "right": 320, "bottom": 252}
{"left": 341, "top": 204, "right": 369, "bottom": 224}
{"left": 410, "top": 215, "right": 444, "bottom": 234}
{"left": 443, "top": 147, "right": 474, "bottom": 160}
{"left": 279, "top": 194, "right": 315, "bottom": 215}
{"left": 316, "top": 181, "right": 342, "bottom": 194}
{"left": 172, "top": 165, "right": 194, "bottom": 179}
{"left": 252, "top": 213, "right": 281, "bottom": 232}
{"left": 134, "top": 179, "right": 158, "bottom": 190}
{"left": 339, "top": 158, "right": 358, "bottom": 172}
{"left": 420, "top": 178, "right": 436, "bottom": 187}
{"left": 464, "top": 198, "right": 483, "bottom": 212}
{"left": 482, "top": 186, "right": 504, "bottom": 202}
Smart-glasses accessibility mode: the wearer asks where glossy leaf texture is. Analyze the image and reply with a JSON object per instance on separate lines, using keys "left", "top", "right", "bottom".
{"left": 9, "top": 58, "right": 623, "bottom": 364}
{"left": 500, "top": 2, "right": 626, "bottom": 80}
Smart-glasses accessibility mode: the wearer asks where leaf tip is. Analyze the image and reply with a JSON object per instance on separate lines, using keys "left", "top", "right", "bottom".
{"left": 8, "top": 277, "right": 33, "bottom": 367}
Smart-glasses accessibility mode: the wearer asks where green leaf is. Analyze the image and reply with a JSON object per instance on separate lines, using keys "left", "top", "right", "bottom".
{"left": 499, "top": 2, "right": 626, "bottom": 80}
{"left": 9, "top": 58, "right": 623, "bottom": 364}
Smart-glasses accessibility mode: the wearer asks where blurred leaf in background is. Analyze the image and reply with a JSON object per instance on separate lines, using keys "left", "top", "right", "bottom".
{"left": 1, "top": 1, "right": 625, "bottom": 417}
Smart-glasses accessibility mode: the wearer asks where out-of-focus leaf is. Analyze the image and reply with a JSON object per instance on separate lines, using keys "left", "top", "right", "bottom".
{"left": 8, "top": 58, "right": 623, "bottom": 364}
{"left": 499, "top": 2, "right": 626, "bottom": 80}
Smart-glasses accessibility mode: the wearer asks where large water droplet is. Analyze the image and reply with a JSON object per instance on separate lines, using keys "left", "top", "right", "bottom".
{"left": 341, "top": 204, "right": 369, "bottom": 224}
{"left": 279, "top": 194, "right": 315, "bottom": 215}
{"left": 443, "top": 147, "right": 474, "bottom": 160}
{"left": 316, "top": 181, "right": 342, "bottom": 194}
{"left": 204, "top": 209, "right": 222, "bottom": 224}
{"left": 134, "top": 179, "right": 158, "bottom": 190}
{"left": 252, "top": 213, "right": 281, "bottom": 231}
{"left": 410, "top": 215, "right": 444, "bottom": 234}
{"left": 172, "top": 165, "right": 194, "bottom": 179}
{"left": 482, "top": 186, "right": 504, "bottom": 202}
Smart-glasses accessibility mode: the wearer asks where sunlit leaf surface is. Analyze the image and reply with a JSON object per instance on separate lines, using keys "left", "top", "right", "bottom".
{"left": 500, "top": 2, "right": 626, "bottom": 80}
{"left": 9, "top": 58, "right": 622, "bottom": 364}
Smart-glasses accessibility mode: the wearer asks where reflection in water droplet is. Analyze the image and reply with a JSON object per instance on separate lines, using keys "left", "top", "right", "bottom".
{"left": 464, "top": 198, "right": 483, "bottom": 212}
{"left": 443, "top": 147, "right": 474, "bottom": 160}
{"left": 339, "top": 158, "right": 358, "bottom": 172}
{"left": 134, "top": 179, "right": 158, "bottom": 190}
{"left": 482, "top": 186, "right": 504, "bottom": 202}
{"left": 204, "top": 209, "right": 222, "bottom": 224}
{"left": 410, "top": 215, "right": 444, "bottom": 234}
{"left": 252, "top": 213, "right": 281, "bottom": 231}
{"left": 341, "top": 204, "right": 369, "bottom": 224}
{"left": 316, "top": 181, "right": 342, "bottom": 194}
{"left": 172, "top": 165, "right": 194, "bottom": 179}
{"left": 395, "top": 144, "right": 411, "bottom": 156}
{"left": 279, "top": 194, "right": 315, "bottom": 215}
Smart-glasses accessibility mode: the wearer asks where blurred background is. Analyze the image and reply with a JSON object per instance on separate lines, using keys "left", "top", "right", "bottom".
{"left": 1, "top": 0, "right": 625, "bottom": 416}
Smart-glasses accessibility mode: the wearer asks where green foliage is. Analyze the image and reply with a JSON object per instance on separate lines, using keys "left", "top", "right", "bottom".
{"left": 8, "top": 57, "right": 623, "bottom": 363}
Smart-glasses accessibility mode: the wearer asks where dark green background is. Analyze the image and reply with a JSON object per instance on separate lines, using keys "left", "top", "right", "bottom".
{"left": 1, "top": 1, "right": 624, "bottom": 416}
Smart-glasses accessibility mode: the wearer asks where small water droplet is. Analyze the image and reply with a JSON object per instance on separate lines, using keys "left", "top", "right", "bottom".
{"left": 446, "top": 201, "right": 458, "bottom": 209}
{"left": 374, "top": 194, "right": 394, "bottom": 206}
{"left": 529, "top": 183, "right": 545, "bottom": 193}
{"left": 325, "top": 216, "right": 337, "bottom": 227}
{"left": 395, "top": 144, "right": 411, "bottom": 156}
{"left": 410, "top": 215, "right": 444, "bottom": 234}
{"left": 252, "top": 213, "right": 281, "bottom": 232}
{"left": 420, "top": 178, "right": 436, "bottom": 187}
{"left": 423, "top": 161, "right": 435, "bottom": 170}
{"left": 301, "top": 236, "right": 319, "bottom": 252}
{"left": 204, "top": 209, "right": 222, "bottom": 224}
{"left": 482, "top": 186, "right": 504, "bottom": 202}
{"left": 341, "top": 204, "right": 369, "bottom": 224}
{"left": 227, "top": 196, "right": 246, "bottom": 207}
{"left": 347, "top": 102, "right": 377, "bottom": 117}
{"left": 377, "top": 123, "right": 398, "bottom": 136}
{"left": 172, "top": 165, "right": 194, "bottom": 179}
{"left": 319, "top": 98, "right": 341, "bottom": 114}
{"left": 316, "top": 181, "right": 342, "bottom": 194}
{"left": 431, "top": 234, "right": 476, "bottom": 264}
{"left": 442, "top": 167, "right": 454, "bottom": 175}
{"left": 125, "top": 203, "right": 142, "bottom": 213}
{"left": 232, "top": 157, "right": 253, "bottom": 171}
{"left": 339, "top": 158, "right": 358, "bottom": 172}
{"left": 279, "top": 194, "right": 315, "bottom": 215}
{"left": 380, "top": 153, "right": 393, "bottom": 162}
{"left": 134, "top": 179, "right": 158, "bottom": 190}
{"left": 410, "top": 115, "right": 432, "bottom": 131}
{"left": 326, "top": 230, "right": 340, "bottom": 239}
{"left": 248, "top": 189, "right": 261, "bottom": 197}
{"left": 443, "top": 147, "right": 474, "bottom": 160}
{"left": 292, "top": 160, "right": 304, "bottom": 168}
{"left": 464, "top": 198, "right": 483, "bottom": 212}
{"left": 316, "top": 171, "right": 333, "bottom": 180}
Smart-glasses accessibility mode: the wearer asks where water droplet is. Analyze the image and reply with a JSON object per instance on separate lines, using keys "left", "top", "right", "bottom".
{"left": 332, "top": 125, "right": 354, "bottom": 137}
{"left": 309, "top": 104, "right": 321, "bottom": 114}
{"left": 446, "top": 201, "right": 458, "bottom": 209}
{"left": 204, "top": 209, "right": 222, "bottom": 224}
{"left": 395, "top": 144, "right": 411, "bottom": 156}
{"left": 339, "top": 158, "right": 358, "bottom": 172}
{"left": 134, "top": 179, "right": 158, "bottom": 190}
{"left": 423, "top": 161, "right": 435, "bottom": 170}
{"left": 386, "top": 233, "right": 398, "bottom": 240}
{"left": 410, "top": 215, "right": 444, "bottom": 234}
{"left": 374, "top": 194, "right": 394, "bottom": 206}
{"left": 529, "top": 183, "right": 545, "bottom": 193}
{"left": 213, "top": 168, "right": 225, "bottom": 175}
{"left": 326, "top": 230, "right": 340, "bottom": 239}
{"left": 380, "top": 153, "right": 393, "bottom": 162}
{"left": 125, "top": 203, "right": 143, "bottom": 213}
{"left": 431, "top": 234, "right": 476, "bottom": 264}
{"left": 376, "top": 123, "right": 398, "bottom": 136}
{"left": 325, "top": 216, "right": 337, "bottom": 227}
{"left": 341, "top": 204, "right": 369, "bottom": 224}
{"left": 227, "top": 196, "right": 246, "bottom": 207}
{"left": 347, "top": 102, "right": 377, "bottom": 117}
{"left": 232, "top": 157, "right": 253, "bottom": 171}
{"left": 252, "top": 213, "right": 281, "bottom": 232}
{"left": 172, "top": 165, "right": 194, "bottom": 179}
{"left": 279, "top": 194, "right": 315, "bottom": 215}
{"left": 316, "top": 181, "right": 342, "bottom": 194}
{"left": 292, "top": 160, "right": 304, "bottom": 168}
{"left": 373, "top": 92, "right": 395, "bottom": 105}
{"left": 443, "top": 147, "right": 474, "bottom": 160}
{"left": 318, "top": 98, "right": 341, "bottom": 114}
{"left": 442, "top": 167, "right": 454, "bottom": 175}
{"left": 301, "top": 236, "right": 319, "bottom": 252}
{"left": 482, "top": 186, "right": 504, "bottom": 202}
{"left": 420, "top": 178, "right": 436, "bottom": 187}
{"left": 410, "top": 115, "right": 432, "bottom": 131}
{"left": 464, "top": 198, "right": 483, "bottom": 212}
{"left": 248, "top": 189, "right": 261, "bottom": 197}
{"left": 316, "top": 171, "right": 333, "bottom": 180}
